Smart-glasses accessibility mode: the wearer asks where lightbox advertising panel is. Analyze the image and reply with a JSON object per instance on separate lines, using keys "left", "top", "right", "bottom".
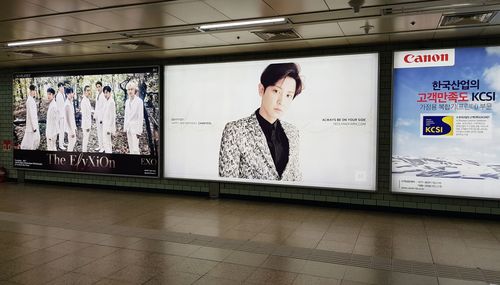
{"left": 392, "top": 46, "right": 500, "bottom": 199}
{"left": 13, "top": 66, "right": 160, "bottom": 177}
{"left": 165, "top": 54, "right": 378, "bottom": 190}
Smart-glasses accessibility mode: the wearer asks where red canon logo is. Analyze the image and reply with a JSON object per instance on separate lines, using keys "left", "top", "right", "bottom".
{"left": 403, "top": 53, "right": 449, "bottom": 63}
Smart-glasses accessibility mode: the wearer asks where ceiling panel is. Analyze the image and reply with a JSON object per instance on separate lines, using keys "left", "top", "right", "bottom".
{"left": 338, "top": 18, "right": 384, "bottom": 35}
{"left": 481, "top": 25, "right": 500, "bottom": 35}
{"left": 0, "top": 52, "right": 14, "bottom": 61}
{"left": 434, "top": 26, "right": 486, "bottom": 39}
{"left": 338, "top": 14, "right": 441, "bottom": 35}
{"left": 32, "top": 43, "right": 109, "bottom": 56}
{"left": 0, "top": 0, "right": 55, "bottom": 21}
{"left": 0, "top": 61, "right": 19, "bottom": 67}
{"left": 294, "top": 22, "right": 343, "bottom": 39}
{"left": 346, "top": 34, "right": 391, "bottom": 44}
{"left": 130, "top": 33, "right": 228, "bottom": 50}
{"left": 263, "top": 0, "right": 329, "bottom": 14}
{"left": 81, "top": 0, "right": 164, "bottom": 8}
{"left": 325, "top": 0, "right": 384, "bottom": 9}
{"left": 63, "top": 32, "right": 128, "bottom": 43}
{"left": 391, "top": 13, "right": 442, "bottom": 31}
{"left": 131, "top": 37, "right": 196, "bottom": 50}
{"left": 324, "top": 0, "right": 424, "bottom": 10}
{"left": 41, "top": 53, "right": 141, "bottom": 65}
{"left": 389, "top": 30, "right": 436, "bottom": 42}
{"left": 211, "top": 30, "right": 264, "bottom": 44}
{"left": 0, "top": 56, "right": 66, "bottom": 67}
{"left": 305, "top": 37, "right": 349, "bottom": 47}
{"left": 76, "top": 41, "right": 135, "bottom": 54}
{"left": 0, "top": 32, "right": 41, "bottom": 43}
{"left": 144, "top": 49, "right": 189, "bottom": 58}
{"left": 290, "top": 9, "right": 381, "bottom": 24}
{"left": 0, "top": 22, "right": 42, "bottom": 43}
{"left": 160, "top": 1, "right": 230, "bottom": 24}
{"left": 157, "top": 45, "right": 248, "bottom": 57}
{"left": 235, "top": 39, "right": 310, "bottom": 52}
{"left": 72, "top": 10, "right": 127, "bottom": 31}
{"left": 26, "top": 0, "right": 98, "bottom": 12}
{"left": 72, "top": 7, "right": 185, "bottom": 32}
{"left": 2, "top": 51, "right": 55, "bottom": 62}
{"left": 0, "top": 20, "right": 72, "bottom": 40}
{"left": 109, "top": 5, "right": 186, "bottom": 30}
{"left": 0, "top": 0, "right": 497, "bottom": 68}
{"left": 203, "top": 0, "right": 277, "bottom": 19}
{"left": 35, "top": 16, "right": 108, "bottom": 34}
{"left": 165, "top": 33, "right": 228, "bottom": 48}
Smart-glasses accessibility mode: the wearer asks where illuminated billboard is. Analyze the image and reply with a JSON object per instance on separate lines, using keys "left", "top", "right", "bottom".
{"left": 392, "top": 46, "right": 500, "bottom": 198}
{"left": 13, "top": 66, "right": 160, "bottom": 177}
{"left": 164, "top": 54, "right": 378, "bottom": 190}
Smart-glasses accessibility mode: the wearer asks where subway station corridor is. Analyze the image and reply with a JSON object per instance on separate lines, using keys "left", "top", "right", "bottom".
{"left": 0, "top": 183, "right": 499, "bottom": 285}
{"left": 2, "top": 1, "right": 500, "bottom": 285}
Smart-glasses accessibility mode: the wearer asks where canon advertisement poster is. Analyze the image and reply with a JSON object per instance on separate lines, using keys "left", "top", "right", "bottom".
{"left": 13, "top": 66, "right": 160, "bottom": 177}
{"left": 392, "top": 46, "right": 500, "bottom": 199}
{"left": 164, "top": 54, "right": 378, "bottom": 190}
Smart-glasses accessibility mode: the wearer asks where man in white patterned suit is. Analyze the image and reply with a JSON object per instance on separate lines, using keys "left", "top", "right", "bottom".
{"left": 219, "top": 63, "right": 303, "bottom": 181}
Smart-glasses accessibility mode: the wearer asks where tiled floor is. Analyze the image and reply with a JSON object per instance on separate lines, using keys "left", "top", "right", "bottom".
{"left": 0, "top": 183, "right": 499, "bottom": 284}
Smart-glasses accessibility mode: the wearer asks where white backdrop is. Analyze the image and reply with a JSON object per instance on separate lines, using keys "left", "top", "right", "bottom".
{"left": 164, "top": 53, "right": 378, "bottom": 190}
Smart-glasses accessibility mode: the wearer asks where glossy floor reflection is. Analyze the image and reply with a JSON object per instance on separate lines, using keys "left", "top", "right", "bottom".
{"left": 0, "top": 182, "right": 499, "bottom": 285}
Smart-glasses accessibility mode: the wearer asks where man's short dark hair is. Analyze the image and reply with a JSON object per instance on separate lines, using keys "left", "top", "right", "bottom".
{"left": 96, "top": 81, "right": 102, "bottom": 87}
{"left": 103, "top": 86, "right": 111, "bottom": 93}
{"left": 65, "top": 87, "right": 74, "bottom": 94}
{"left": 57, "top": 82, "right": 64, "bottom": 88}
{"left": 29, "top": 85, "right": 36, "bottom": 91}
{"left": 47, "top": 88, "right": 55, "bottom": 95}
{"left": 84, "top": 85, "right": 90, "bottom": 91}
{"left": 260, "top": 63, "right": 303, "bottom": 98}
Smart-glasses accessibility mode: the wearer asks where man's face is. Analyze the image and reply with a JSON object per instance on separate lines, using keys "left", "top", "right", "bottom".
{"left": 96, "top": 84, "right": 102, "bottom": 93}
{"left": 259, "top": 76, "right": 296, "bottom": 122}
{"left": 67, "top": 92, "right": 74, "bottom": 100}
{"left": 58, "top": 86, "right": 64, "bottom": 93}
{"left": 84, "top": 87, "right": 91, "bottom": 97}
{"left": 48, "top": 92, "right": 54, "bottom": 101}
{"left": 127, "top": 86, "right": 136, "bottom": 98}
{"left": 104, "top": 90, "right": 110, "bottom": 99}
{"left": 30, "top": 90, "right": 36, "bottom": 97}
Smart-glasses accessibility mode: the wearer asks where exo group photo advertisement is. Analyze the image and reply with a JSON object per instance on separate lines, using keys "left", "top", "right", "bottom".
{"left": 13, "top": 66, "right": 160, "bottom": 177}
{"left": 392, "top": 46, "right": 500, "bottom": 199}
{"left": 164, "top": 54, "right": 379, "bottom": 190}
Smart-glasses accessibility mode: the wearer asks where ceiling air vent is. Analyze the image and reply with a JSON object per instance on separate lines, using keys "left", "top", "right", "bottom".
{"left": 252, "top": 29, "right": 300, "bottom": 41}
{"left": 121, "top": 27, "right": 199, "bottom": 38}
{"left": 113, "top": 41, "right": 158, "bottom": 50}
{"left": 9, "top": 50, "right": 50, "bottom": 57}
{"left": 440, "top": 11, "right": 496, "bottom": 27}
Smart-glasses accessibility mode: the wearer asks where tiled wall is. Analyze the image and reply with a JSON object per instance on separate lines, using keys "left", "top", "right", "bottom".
{"left": 1, "top": 37, "right": 500, "bottom": 216}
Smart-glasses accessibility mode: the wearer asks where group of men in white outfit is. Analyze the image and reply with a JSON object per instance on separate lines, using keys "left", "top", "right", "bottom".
{"left": 20, "top": 80, "right": 145, "bottom": 155}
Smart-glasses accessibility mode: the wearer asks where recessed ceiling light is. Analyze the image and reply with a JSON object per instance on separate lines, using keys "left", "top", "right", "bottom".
{"left": 7, "top": 38, "right": 63, "bottom": 47}
{"left": 199, "top": 17, "right": 287, "bottom": 31}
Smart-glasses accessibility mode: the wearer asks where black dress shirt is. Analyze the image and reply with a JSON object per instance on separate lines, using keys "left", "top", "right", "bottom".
{"left": 255, "top": 109, "right": 289, "bottom": 178}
